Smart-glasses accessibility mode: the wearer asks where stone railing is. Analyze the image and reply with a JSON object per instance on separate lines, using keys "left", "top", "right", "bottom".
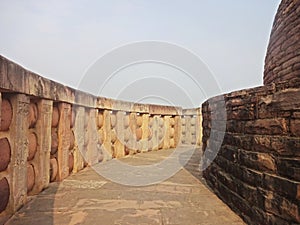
{"left": 0, "top": 55, "right": 201, "bottom": 223}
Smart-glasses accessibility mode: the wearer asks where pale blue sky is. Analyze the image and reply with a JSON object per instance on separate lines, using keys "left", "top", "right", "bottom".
{"left": 0, "top": 1, "right": 280, "bottom": 107}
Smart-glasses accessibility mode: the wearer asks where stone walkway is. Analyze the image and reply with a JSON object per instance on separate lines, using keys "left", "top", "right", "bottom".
{"left": 6, "top": 147, "right": 245, "bottom": 225}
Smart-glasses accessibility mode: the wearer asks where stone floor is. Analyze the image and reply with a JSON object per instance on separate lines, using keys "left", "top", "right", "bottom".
{"left": 6, "top": 147, "right": 245, "bottom": 225}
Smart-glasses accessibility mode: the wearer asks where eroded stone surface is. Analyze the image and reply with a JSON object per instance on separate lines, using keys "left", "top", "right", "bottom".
{"left": 6, "top": 148, "right": 245, "bottom": 225}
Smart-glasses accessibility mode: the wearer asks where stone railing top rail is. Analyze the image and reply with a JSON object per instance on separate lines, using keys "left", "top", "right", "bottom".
{"left": 0, "top": 55, "right": 200, "bottom": 115}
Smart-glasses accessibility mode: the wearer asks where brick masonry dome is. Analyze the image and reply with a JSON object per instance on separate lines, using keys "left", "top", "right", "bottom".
{"left": 264, "top": 0, "right": 300, "bottom": 85}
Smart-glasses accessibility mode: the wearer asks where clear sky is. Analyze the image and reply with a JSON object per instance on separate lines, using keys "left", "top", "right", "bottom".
{"left": 0, "top": 0, "right": 280, "bottom": 108}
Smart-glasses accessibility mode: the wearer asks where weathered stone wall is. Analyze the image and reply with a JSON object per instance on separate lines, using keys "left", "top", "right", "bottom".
{"left": 264, "top": 0, "right": 300, "bottom": 85}
{"left": 202, "top": 80, "right": 300, "bottom": 224}
{"left": 0, "top": 55, "right": 201, "bottom": 223}
{"left": 202, "top": 0, "right": 300, "bottom": 224}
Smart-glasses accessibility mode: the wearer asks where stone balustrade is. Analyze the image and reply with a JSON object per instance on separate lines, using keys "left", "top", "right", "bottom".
{"left": 0, "top": 55, "right": 201, "bottom": 223}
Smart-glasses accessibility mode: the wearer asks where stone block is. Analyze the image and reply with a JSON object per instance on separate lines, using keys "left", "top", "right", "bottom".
{"left": 263, "top": 173, "right": 300, "bottom": 200}
{"left": 226, "top": 120, "right": 245, "bottom": 133}
{"left": 239, "top": 150, "right": 276, "bottom": 172}
{"left": 245, "top": 119, "right": 287, "bottom": 135}
{"left": 290, "top": 119, "right": 300, "bottom": 136}
{"left": 264, "top": 191, "right": 300, "bottom": 223}
{"left": 277, "top": 157, "right": 300, "bottom": 182}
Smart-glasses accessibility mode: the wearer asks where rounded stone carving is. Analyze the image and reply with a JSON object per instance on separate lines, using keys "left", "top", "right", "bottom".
{"left": 28, "top": 132, "right": 37, "bottom": 161}
{"left": 0, "top": 177, "right": 10, "bottom": 213}
{"left": 50, "top": 158, "right": 58, "bottom": 182}
{"left": 27, "top": 163, "right": 35, "bottom": 193}
{"left": 0, "top": 138, "right": 11, "bottom": 172}
{"left": 28, "top": 102, "right": 38, "bottom": 128}
{"left": 1, "top": 99, "right": 13, "bottom": 131}
{"left": 52, "top": 106, "right": 59, "bottom": 128}
{"left": 264, "top": 0, "right": 300, "bottom": 85}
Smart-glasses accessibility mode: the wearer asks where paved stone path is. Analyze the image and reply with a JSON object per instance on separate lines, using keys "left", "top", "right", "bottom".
{"left": 6, "top": 147, "right": 245, "bottom": 225}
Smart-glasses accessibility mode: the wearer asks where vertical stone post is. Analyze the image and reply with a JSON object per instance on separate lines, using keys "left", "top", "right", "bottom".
{"left": 73, "top": 106, "right": 85, "bottom": 173}
{"left": 152, "top": 115, "right": 159, "bottom": 151}
{"left": 114, "top": 111, "right": 125, "bottom": 158}
{"left": 174, "top": 115, "right": 181, "bottom": 147}
{"left": 190, "top": 116, "right": 197, "bottom": 145}
{"left": 97, "top": 110, "right": 104, "bottom": 162}
{"left": 163, "top": 116, "right": 171, "bottom": 149}
{"left": 185, "top": 115, "right": 192, "bottom": 145}
{"left": 141, "top": 113, "right": 149, "bottom": 152}
{"left": 136, "top": 113, "right": 143, "bottom": 152}
{"left": 103, "top": 110, "right": 112, "bottom": 159}
{"left": 31, "top": 99, "right": 52, "bottom": 193}
{"left": 9, "top": 94, "right": 29, "bottom": 212}
{"left": 181, "top": 116, "right": 186, "bottom": 144}
{"left": 123, "top": 112, "right": 130, "bottom": 155}
{"left": 169, "top": 116, "right": 175, "bottom": 148}
{"left": 86, "top": 108, "right": 99, "bottom": 165}
{"left": 148, "top": 115, "right": 154, "bottom": 151}
{"left": 129, "top": 112, "right": 137, "bottom": 154}
{"left": 158, "top": 116, "right": 164, "bottom": 149}
{"left": 57, "top": 103, "right": 71, "bottom": 181}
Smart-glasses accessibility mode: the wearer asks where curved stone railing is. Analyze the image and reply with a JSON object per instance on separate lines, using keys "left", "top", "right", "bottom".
{"left": 0, "top": 55, "right": 201, "bottom": 223}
